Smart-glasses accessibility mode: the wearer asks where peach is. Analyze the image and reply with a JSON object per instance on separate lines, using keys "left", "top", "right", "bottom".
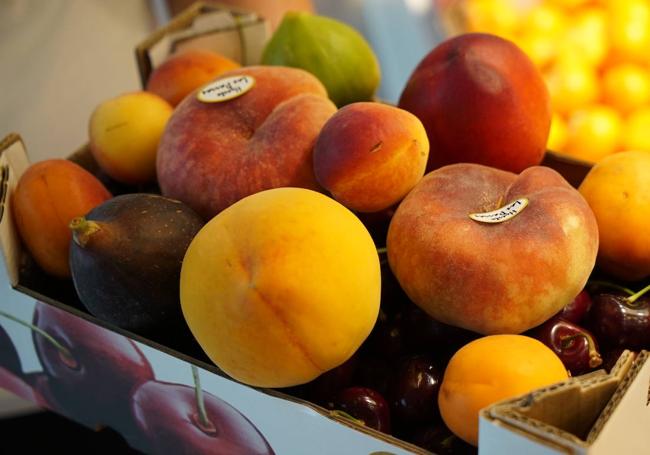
{"left": 157, "top": 66, "right": 337, "bottom": 219}
{"left": 89, "top": 91, "right": 173, "bottom": 184}
{"left": 578, "top": 150, "right": 650, "bottom": 281}
{"left": 180, "top": 188, "right": 381, "bottom": 388}
{"left": 146, "top": 49, "right": 240, "bottom": 107}
{"left": 313, "top": 102, "right": 429, "bottom": 213}
{"left": 398, "top": 33, "right": 551, "bottom": 173}
{"left": 11, "top": 159, "right": 112, "bottom": 278}
{"left": 387, "top": 163, "right": 599, "bottom": 335}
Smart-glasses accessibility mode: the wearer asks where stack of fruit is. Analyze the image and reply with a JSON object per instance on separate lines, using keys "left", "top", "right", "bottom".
{"left": 441, "top": 0, "right": 650, "bottom": 163}
{"left": 7, "top": 8, "right": 650, "bottom": 453}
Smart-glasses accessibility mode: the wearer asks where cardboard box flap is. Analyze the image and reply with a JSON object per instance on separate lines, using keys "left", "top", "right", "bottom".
{"left": 0, "top": 133, "right": 31, "bottom": 287}
{"left": 135, "top": 2, "right": 269, "bottom": 87}
{"left": 480, "top": 351, "right": 646, "bottom": 454}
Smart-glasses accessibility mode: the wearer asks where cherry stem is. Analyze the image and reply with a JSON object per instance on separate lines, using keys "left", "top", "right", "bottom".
{"left": 69, "top": 217, "right": 101, "bottom": 248}
{"left": 627, "top": 283, "right": 650, "bottom": 304}
{"left": 191, "top": 365, "right": 212, "bottom": 430}
{"left": 587, "top": 280, "right": 634, "bottom": 296}
{"left": 376, "top": 247, "right": 387, "bottom": 255}
{"left": 561, "top": 333, "right": 602, "bottom": 369}
{"left": 0, "top": 309, "right": 74, "bottom": 361}
{"left": 329, "top": 410, "right": 366, "bottom": 427}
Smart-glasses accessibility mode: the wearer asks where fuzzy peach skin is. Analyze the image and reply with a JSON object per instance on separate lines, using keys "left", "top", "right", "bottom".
{"left": 398, "top": 33, "right": 551, "bottom": 173}
{"left": 180, "top": 188, "right": 381, "bottom": 388}
{"left": 12, "top": 160, "right": 112, "bottom": 278}
{"left": 146, "top": 49, "right": 240, "bottom": 107}
{"left": 579, "top": 150, "right": 650, "bottom": 281}
{"left": 313, "top": 102, "right": 429, "bottom": 213}
{"left": 157, "top": 66, "right": 337, "bottom": 219}
{"left": 89, "top": 91, "right": 172, "bottom": 184}
{"left": 387, "top": 164, "right": 599, "bottom": 335}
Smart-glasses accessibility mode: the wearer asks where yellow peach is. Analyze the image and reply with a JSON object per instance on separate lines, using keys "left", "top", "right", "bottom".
{"left": 180, "top": 187, "right": 381, "bottom": 387}
{"left": 89, "top": 91, "right": 172, "bottom": 184}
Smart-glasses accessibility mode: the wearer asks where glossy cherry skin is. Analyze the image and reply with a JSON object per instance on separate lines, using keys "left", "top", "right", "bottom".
{"left": 0, "top": 324, "right": 21, "bottom": 376}
{"left": 130, "top": 380, "right": 274, "bottom": 454}
{"left": 389, "top": 355, "right": 442, "bottom": 426}
{"left": 32, "top": 301, "right": 154, "bottom": 436}
{"left": 334, "top": 386, "right": 391, "bottom": 434}
{"left": 529, "top": 317, "right": 601, "bottom": 375}
{"left": 587, "top": 293, "right": 650, "bottom": 349}
{"left": 304, "top": 353, "right": 358, "bottom": 407}
{"left": 557, "top": 290, "right": 593, "bottom": 324}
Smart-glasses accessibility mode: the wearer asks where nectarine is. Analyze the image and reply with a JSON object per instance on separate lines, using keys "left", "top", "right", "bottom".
{"left": 398, "top": 33, "right": 551, "bottom": 173}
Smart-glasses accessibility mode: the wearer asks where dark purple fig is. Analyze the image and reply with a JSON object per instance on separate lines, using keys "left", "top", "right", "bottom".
{"left": 69, "top": 193, "right": 203, "bottom": 339}
{"left": 529, "top": 317, "right": 602, "bottom": 375}
{"left": 333, "top": 387, "right": 391, "bottom": 434}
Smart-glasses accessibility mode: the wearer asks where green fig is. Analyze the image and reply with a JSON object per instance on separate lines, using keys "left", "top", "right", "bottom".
{"left": 261, "top": 11, "right": 381, "bottom": 107}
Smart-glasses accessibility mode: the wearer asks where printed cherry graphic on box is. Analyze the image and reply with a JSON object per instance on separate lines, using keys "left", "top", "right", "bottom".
{"left": 31, "top": 301, "right": 154, "bottom": 438}
{"left": 130, "top": 365, "right": 274, "bottom": 454}
{"left": 0, "top": 320, "right": 48, "bottom": 407}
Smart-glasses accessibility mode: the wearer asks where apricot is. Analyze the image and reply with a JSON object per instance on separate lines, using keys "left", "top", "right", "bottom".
{"left": 439, "top": 334, "right": 568, "bottom": 446}
{"left": 313, "top": 102, "right": 429, "bottom": 213}
{"left": 146, "top": 49, "right": 240, "bottom": 107}
{"left": 89, "top": 91, "right": 172, "bottom": 184}
{"left": 578, "top": 151, "right": 650, "bottom": 281}
{"left": 11, "top": 159, "right": 112, "bottom": 278}
{"left": 180, "top": 188, "right": 381, "bottom": 388}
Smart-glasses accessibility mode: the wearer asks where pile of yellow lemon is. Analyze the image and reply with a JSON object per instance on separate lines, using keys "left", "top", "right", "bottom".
{"left": 448, "top": 0, "right": 650, "bottom": 163}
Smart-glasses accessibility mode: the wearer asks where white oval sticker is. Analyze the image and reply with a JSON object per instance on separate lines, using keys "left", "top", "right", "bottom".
{"left": 469, "top": 197, "right": 529, "bottom": 224}
{"left": 197, "top": 75, "right": 255, "bottom": 103}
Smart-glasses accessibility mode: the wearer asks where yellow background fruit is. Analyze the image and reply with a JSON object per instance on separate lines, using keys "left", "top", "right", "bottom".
{"left": 180, "top": 188, "right": 381, "bottom": 388}
{"left": 438, "top": 335, "right": 568, "bottom": 446}
{"left": 621, "top": 107, "right": 650, "bottom": 151}
{"left": 602, "top": 63, "right": 650, "bottom": 113}
{"left": 89, "top": 91, "right": 172, "bottom": 184}
{"left": 578, "top": 151, "right": 650, "bottom": 280}
{"left": 564, "top": 104, "right": 622, "bottom": 162}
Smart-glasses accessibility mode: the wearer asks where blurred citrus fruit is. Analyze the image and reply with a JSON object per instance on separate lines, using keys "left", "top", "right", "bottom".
{"left": 547, "top": 112, "right": 568, "bottom": 151}
{"left": 564, "top": 105, "right": 622, "bottom": 162}
{"left": 621, "top": 107, "right": 650, "bottom": 151}
{"left": 602, "top": 64, "right": 650, "bottom": 113}
{"left": 545, "top": 59, "right": 599, "bottom": 115}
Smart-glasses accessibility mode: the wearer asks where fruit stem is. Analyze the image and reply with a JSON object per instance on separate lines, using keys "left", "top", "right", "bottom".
{"left": 329, "top": 410, "right": 366, "bottom": 427}
{"left": 561, "top": 333, "right": 602, "bottom": 369}
{"left": 69, "top": 217, "right": 101, "bottom": 248}
{"left": 627, "top": 283, "right": 650, "bottom": 304}
{"left": 0, "top": 308, "right": 74, "bottom": 362}
{"left": 191, "top": 365, "right": 212, "bottom": 430}
{"left": 587, "top": 280, "right": 635, "bottom": 296}
{"left": 376, "top": 247, "right": 387, "bottom": 255}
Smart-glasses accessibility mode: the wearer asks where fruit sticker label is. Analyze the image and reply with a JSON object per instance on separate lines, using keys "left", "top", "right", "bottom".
{"left": 197, "top": 75, "right": 255, "bottom": 103}
{"left": 469, "top": 197, "right": 529, "bottom": 223}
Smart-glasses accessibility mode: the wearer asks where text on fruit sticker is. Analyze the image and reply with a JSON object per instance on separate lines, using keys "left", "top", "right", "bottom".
{"left": 197, "top": 75, "right": 255, "bottom": 103}
{"left": 469, "top": 198, "right": 529, "bottom": 223}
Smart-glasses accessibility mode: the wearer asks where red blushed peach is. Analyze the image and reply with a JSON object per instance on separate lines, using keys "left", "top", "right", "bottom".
{"left": 398, "top": 33, "right": 551, "bottom": 173}
{"left": 387, "top": 163, "right": 598, "bottom": 335}
{"left": 157, "top": 66, "right": 337, "bottom": 219}
{"left": 146, "top": 49, "right": 240, "bottom": 107}
{"left": 313, "top": 102, "right": 429, "bottom": 213}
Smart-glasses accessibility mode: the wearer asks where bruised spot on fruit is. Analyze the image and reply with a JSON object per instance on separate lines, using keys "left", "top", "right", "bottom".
{"left": 466, "top": 59, "right": 505, "bottom": 95}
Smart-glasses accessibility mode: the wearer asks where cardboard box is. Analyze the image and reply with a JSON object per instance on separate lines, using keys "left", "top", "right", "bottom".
{"left": 1, "top": 3, "right": 647, "bottom": 454}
